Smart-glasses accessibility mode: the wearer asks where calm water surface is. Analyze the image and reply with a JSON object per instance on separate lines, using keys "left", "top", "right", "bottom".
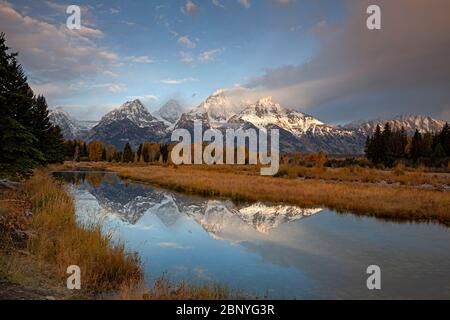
{"left": 53, "top": 171, "right": 450, "bottom": 299}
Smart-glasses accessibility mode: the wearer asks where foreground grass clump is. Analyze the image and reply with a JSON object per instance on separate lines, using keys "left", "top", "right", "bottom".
{"left": 116, "top": 276, "right": 240, "bottom": 300}
{"left": 23, "top": 170, "right": 142, "bottom": 293}
{"left": 102, "top": 164, "right": 450, "bottom": 225}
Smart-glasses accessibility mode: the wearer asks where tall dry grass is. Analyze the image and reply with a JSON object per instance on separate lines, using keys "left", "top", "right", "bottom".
{"left": 106, "top": 164, "right": 450, "bottom": 225}
{"left": 116, "top": 276, "right": 237, "bottom": 300}
{"left": 23, "top": 170, "right": 142, "bottom": 293}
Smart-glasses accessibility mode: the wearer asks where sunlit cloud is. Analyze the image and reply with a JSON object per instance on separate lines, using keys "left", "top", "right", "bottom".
{"left": 178, "top": 36, "right": 196, "bottom": 48}
{"left": 93, "top": 83, "right": 127, "bottom": 93}
{"left": 160, "top": 78, "right": 198, "bottom": 85}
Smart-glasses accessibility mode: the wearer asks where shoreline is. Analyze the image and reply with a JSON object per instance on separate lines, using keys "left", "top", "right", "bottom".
{"left": 54, "top": 162, "right": 450, "bottom": 226}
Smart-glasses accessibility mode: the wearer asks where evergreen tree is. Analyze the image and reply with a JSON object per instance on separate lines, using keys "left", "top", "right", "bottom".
{"left": 439, "top": 122, "right": 450, "bottom": 156}
{"left": 410, "top": 129, "right": 423, "bottom": 162}
{"left": 122, "top": 143, "right": 134, "bottom": 163}
{"left": 381, "top": 123, "right": 394, "bottom": 166}
{"left": 137, "top": 143, "right": 143, "bottom": 162}
{"left": 431, "top": 143, "right": 446, "bottom": 166}
{"left": 366, "top": 124, "right": 383, "bottom": 164}
{"left": 44, "top": 125, "right": 65, "bottom": 163}
{"left": 0, "top": 33, "right": 43, "bottom": 178}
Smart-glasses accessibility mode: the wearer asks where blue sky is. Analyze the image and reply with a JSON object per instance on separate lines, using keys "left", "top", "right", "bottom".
{"left": 1, "top": 0, "right": 449, "bottom": 123}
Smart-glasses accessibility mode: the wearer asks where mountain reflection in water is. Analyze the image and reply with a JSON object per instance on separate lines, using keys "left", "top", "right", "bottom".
{"left": 53, "top": 171, "right": 450, "bottom": 299}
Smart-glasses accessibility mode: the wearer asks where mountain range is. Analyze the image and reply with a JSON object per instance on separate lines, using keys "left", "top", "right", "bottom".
{"left": 49, "top": 89, "right": 448, "bottom": 154}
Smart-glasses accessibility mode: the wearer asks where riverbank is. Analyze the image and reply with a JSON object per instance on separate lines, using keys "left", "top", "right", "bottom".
{"left": 1, "top": 169, "right": 242, "bottom": 300}
{"left": 0, "top": 170, "right": 142, "bottom": 299}
{"left": 55, "top": 162, "right": 450, "bottom": 226}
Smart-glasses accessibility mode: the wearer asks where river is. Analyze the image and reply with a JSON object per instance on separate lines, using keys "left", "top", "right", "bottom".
{"left": 53, "top": 171, "right": 450, "bottom": 299}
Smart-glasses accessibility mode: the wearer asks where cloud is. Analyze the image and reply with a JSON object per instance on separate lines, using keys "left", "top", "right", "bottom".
{"left": 178, "top": 36, "right": 196, "bottom": 48}
{"left": 212, "top": 0, "right": 225, "bottom": 8}
{"left": 238, "top": 0, "right": 251, "bottom": 9}
{"left": 160, "top": 78, "right": 198, "bottom": 85}
{"left": 182, "top": 0, "right": 198, "bottom": 16}
{"left": 122, "top": 21, "right": 136, "bottom": 27}
{"left": 125, "top": 55, "right": 155, "bottom": 64}
{"left": 93, "top": 83, "right": 127, "bottom": 93}
{"left": 0, "top": 2, "right": 119, "bottom": 85}
{"left": 109, "top": 8, "right": 120, "bottom": 15}
{"left": 273, "top": 0, "right": 291, "bottom": 4}
{"left": 103, "top": 70, "right": 119, "bottom": 78}
{"left": 179, "top": 51, "right": 195, "bottom": 63}
{"left": 127, "top": 95, "right": 158, "bottom": 102}
{"left": 244, "top": 0, "right": 450, "bottom": 122}
{"left": 198, "top": 48, "right": 223, "bottom": 62}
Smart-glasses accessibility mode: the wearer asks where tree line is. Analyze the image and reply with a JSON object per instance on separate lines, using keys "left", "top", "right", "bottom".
{"left": 64, "top": 140, "right": 171, "bottom": 164}
{"left": 365, "top": 122, "right": 450, "bottom": 167}
{"left": 0, "top": 33, "right": 65, "bottom": 179}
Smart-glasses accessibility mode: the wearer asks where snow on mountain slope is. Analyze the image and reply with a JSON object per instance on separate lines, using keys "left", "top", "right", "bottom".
{"left": 88, "top": 99, "right": 168, "bottom": 148}
{"left": 154, "top": 99, "right": 186, "bottom": 125}
{"left": 194, "top": 89, "right": 249, "bottom": 123}
{"left": 98, "top": 99, "right": 159, "bottom": 128}
{"left": 345, "top": 115, "right": 447, "bottom": 136}
{"left": 229, "top": 96, "right": 324, "bottom": 135}
{"left": 48, "top": 107, "right": 96, "bottom": 140}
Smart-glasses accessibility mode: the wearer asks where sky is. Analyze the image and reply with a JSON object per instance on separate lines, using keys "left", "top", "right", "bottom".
{"left": 1, "top": 0, "right": 449, "bottom": 124}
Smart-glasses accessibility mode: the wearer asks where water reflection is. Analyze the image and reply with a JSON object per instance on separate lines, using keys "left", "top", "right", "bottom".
{"left": 53, "top": 171, "right": 450, "bottom": 299}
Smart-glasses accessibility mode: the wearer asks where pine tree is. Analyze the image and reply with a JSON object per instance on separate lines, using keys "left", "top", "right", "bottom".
{"left": 410, "top": 129, "right": 422, "bottom": 162}
{"left": 44, "top": 125, "right": 65, "bottom": 163}
{"left": 122, "top": 143, "right": 134, "bottom": 163}
{"left": 0, "top": 33, "right": 44, "bottom": 178}
{"left": 137, "top": 143, "right": 143, "bottom": 162}
{"left": 381, "top": 123, "right": 394, "bottom": 166}
{"left": 366, "top": 124, "right": 384, "bottom": 165}
{"left": 439, "top": 123, "right": 450, "bottom": 156}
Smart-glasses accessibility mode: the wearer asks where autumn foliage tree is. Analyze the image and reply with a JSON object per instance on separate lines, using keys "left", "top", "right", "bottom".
{"left": 88, "top": 141, "right": 104, "bottom": 162}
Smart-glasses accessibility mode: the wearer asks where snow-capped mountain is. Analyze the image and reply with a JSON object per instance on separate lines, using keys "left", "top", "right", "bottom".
{"left": 176, "top": 93, "right": 366, "bottom": 154}
{"left": 154, "top": 99, "right": 186, "bottom": 126}
{"left": 229, "top": 96, "right": 324, "bottom": 135}
{"left": 96, "top": 99, "right": 159, "bottom": 128}
{"left": 345, "top": 115, "right": 447, "bottom": 136}
{"left": 87, "top": 99, "right": 168, "bottom": 149}
{"left": 195, "top": 89, "right": 249, "bottom": 123}
{"left": 50, "top": 92, "right": 448, "bottom": 154}
{"left": 48, "top": 107, "right": 97, "bottom": 140}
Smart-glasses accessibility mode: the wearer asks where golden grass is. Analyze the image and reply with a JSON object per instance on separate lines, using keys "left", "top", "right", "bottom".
{"left": 116, "top": 276, "right": 238, "bottom": 300}
{"left": 95, "top": 163, "right": 450, "bottom": 225}
{"left": 1, "top": 169, "right": 236, "bottom": 299}
{"left": 21, "top": 170, "right": 142, "bottom": 293}
{"left": 276, "top": 164, "right": 450, "bottom": 188}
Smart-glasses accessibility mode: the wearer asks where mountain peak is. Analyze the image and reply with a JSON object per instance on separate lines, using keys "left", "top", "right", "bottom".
{"left": 99, "top": 99, "right": 158, "bottom": 129}
{"left": 256, "top": 96, "right": 274, "bottom": 105}
{"left": 155, "top": 99, "right": 185, "bottom": 125}
{"left": 119, "top": 99, "right": 146, "bottom": 112}
{"left": 195, "top": 88, "right": 246, "bottom": 123}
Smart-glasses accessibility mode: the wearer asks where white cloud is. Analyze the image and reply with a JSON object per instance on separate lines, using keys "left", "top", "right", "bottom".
{"left": 179, "top": 51, "right": 195, "bottom": 63}
{"left": 178, "top": 36, "right": 196, "bottom": 48}
{"left": 125, "top": 55, "right": 155, "bottom": 64}
{"left": 238, "top": 0, "right": 251, "bottom": 9}
{"left": 127, "top": 95, "right": 158, "bottom": 102}
{"left": 212, "top": 0, "right": 225, "bottom": 8}
{"left": 182, "top": 0, "right": 198, "bottom": 16}
{"left": 103, "top": 70, "right": 119, "bottom": 78}
{"left": 199, "top": 48, "right": 223, "bottom": 62}
{"left": 109, "top": 8, "right": 120, "bottom": 15}
{"left": 0, "top": 1, "right": 119, "bottom": 84}
{"left": 93, "top": 83, "right": 127, "bottom": 93}
{"left": 160, "top": 78, "right": 198, "bottom": 85}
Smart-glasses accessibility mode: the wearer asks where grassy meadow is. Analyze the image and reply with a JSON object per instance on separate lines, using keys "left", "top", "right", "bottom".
{"left": 54, "top": 161, "right": 450, "bottom": 225}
